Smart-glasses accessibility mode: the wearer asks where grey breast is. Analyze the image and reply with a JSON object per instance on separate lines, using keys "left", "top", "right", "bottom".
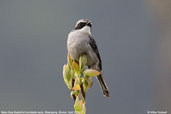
{"left": 67, "top": 31, "right": 98, "bottom": 66}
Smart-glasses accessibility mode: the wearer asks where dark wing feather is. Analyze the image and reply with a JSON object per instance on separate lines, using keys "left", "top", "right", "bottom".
{"left": 88, "top": 35, "right": 102, "bottom": 70}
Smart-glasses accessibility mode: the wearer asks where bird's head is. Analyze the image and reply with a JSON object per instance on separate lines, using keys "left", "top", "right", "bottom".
{"left": 74, "top": 19, "right": 92, "bottom": 34}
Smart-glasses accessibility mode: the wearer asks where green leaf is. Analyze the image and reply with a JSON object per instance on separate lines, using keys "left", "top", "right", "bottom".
{"left": 82, "top": 102, "right": 86, "bottom": 114}
{"left": 74, "top": 97, "right": 82, "bottom": 113}
{"left": 83, "top": 69, "right": 101, "bottom": 77}
{"left": 87, "top": 77, "right": 93, "bottom": 88}
{"left": 83, "top": 77, "right": 93, "bottom": 92}
{"left": 83, "top": 79, "right": 88, "bottom": 92}
{"left": 71, "top": 90, "right": 80, "bottom": 98}
{"left": 74, "top": 97, "right": 86, "bottom": 114}
{"left": 79, "top": 55, "right": 87, "bottom": 71}
{"left": 70, "top": 69, "right": 75, "bottom": 79}
{"left": 63, "top": 64, "right": 72, "bottom": 89}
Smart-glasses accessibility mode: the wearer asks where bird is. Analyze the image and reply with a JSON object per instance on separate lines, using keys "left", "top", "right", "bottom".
{"left": 67, "top": 19, "right": 110, "bottom": 97}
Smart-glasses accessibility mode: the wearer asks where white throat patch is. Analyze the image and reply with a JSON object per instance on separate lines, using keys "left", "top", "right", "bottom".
{"left": 79, "top": 26, "right": 91, "bottom": 35}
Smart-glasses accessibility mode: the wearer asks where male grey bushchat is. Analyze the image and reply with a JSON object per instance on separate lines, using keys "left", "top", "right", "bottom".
{"left": 67, "top": 19, "right": 110, "bottom": 97}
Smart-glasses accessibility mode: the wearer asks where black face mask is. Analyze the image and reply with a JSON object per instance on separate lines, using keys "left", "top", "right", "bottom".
{"left": 74, "top": 22, "right": 87, "bottom": 30}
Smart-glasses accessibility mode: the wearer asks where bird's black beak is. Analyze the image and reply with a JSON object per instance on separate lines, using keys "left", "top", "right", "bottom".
{"left": 87, "top": 21, "right": 92, "bottom": 27}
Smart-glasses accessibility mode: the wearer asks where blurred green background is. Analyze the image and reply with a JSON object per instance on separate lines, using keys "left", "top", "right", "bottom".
{"left": 0, "top": 0, "right": 170, "bottom": 114}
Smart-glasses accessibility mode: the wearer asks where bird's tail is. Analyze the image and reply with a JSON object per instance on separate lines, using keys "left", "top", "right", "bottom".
{"left": 97, "top": 75, "right": 110, "bottom": 97}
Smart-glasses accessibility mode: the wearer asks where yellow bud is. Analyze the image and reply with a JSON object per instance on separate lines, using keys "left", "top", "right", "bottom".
{"left": 72, "top": 60, "right": 79, "bottom": 74}
{"left": 67, "top": 53, "right": 73, "bottom": 66}
{"left": 72, "top": 84, "right": 81, "bottom": 91}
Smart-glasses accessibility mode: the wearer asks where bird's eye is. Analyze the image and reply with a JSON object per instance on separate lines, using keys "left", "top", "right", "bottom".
{"left": 79, "top": 22, "right": 86, "bottom": 27}
{"left": 75, "top": 22, "right": 86, "bottom": 30}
